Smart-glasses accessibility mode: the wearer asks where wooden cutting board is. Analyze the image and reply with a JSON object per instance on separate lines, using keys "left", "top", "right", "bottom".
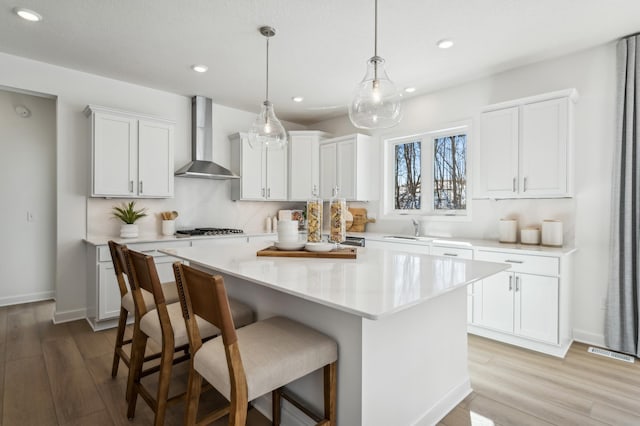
{"left": 348, "top": 207, "right": 376, "bottom": 232}
{"left": 257, "top": 246, "right": 357, "bottom": 259}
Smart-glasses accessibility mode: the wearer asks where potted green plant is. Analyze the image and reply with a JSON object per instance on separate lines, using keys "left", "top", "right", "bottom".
{"left": 112, "top": 201, "right": 147, "bottom": 238}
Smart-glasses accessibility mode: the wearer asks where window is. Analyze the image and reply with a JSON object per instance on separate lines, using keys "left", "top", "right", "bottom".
{"left": 384, "top": 122, "right": 470, "bottom": 218}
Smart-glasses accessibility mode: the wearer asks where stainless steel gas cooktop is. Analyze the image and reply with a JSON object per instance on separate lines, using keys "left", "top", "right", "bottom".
{"left": 176, "top": 228, "right": 244, "bottom": 236}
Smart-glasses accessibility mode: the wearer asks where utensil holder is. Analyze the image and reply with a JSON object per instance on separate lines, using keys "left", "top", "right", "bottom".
{"left": 162, "top": 220, "right": 176, "bottom": 236}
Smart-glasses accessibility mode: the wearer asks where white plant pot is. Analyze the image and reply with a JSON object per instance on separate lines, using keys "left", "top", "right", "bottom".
{"left": 120, "top": 224, "right": 139, "bottom": 238}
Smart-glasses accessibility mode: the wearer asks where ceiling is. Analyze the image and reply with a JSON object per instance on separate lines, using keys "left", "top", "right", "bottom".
{"left": 1, "top": 0, "right": 639, "bottom": 125}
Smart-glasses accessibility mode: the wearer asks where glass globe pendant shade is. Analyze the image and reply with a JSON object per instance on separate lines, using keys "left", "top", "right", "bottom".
{"left": 248, "top": 100, "right": 287, "bottom": 150}
{"left": 349, "top": 56, "right": 403, "bottom": 129}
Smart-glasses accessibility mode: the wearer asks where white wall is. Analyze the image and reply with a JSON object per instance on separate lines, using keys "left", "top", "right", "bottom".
{"left": 0, "top": 51, "right": 306, "bottom": 322}
{"left": 312, "top": 43, "right": 617, "bottom": 345}
{"left": 0, "top": 90, "right": 56, "bottom": 306}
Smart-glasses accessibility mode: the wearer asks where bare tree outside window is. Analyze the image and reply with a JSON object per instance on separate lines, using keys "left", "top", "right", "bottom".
{"left": 433, "top": 134, "right": 467, "bottom": 210}
{"left": 394, "top": 141, "right": 421, "bottom": 210}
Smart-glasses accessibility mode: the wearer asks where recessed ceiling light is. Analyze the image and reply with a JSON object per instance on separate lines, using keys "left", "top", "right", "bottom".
{"left": 291, "top": 96, "right": 304, "bottom": 103}
{"left": 437, "top": 39, "right": 454, "bottom": 49}
{"left": 13, "top": 7, "right": 42, "bottom": 22}
{"left": 191, "top": 64, "right": 208, "bottom": 73}
{"left": 404, "top": 87, "right": 416, "bottom": 93}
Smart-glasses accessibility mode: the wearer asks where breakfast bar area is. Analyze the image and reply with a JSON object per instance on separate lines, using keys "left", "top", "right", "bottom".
{"left": 162, "top": 243, "right": 508, "bottom": 425}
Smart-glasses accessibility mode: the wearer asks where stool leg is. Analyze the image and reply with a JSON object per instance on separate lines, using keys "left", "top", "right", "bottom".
{"left": 323, "top": 362, "right": 337, "bottom": 426}
{"left": 126, "top": 325, "right": 147, "bottom": 419}
{"left": 184, "top": 366, "right": 202, "bottom": 426}
{"left": 111, "top": 306, "right": 128, "bottom": 378}
{"left": 153, "top": 337, "right": 174, "bottom": 426}
{"left": 272, "top": 388, "right": 282, "bottom": 425}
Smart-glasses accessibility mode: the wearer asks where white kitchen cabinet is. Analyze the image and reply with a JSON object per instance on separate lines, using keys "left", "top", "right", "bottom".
{"left": 230, "top": 132, "right": 288, "bottom": 201}
{"left": 86, "top": 240, "right": 190, "bottom": 331}
{"left": 470, "top": 248, "right": 571, "bottom": 357}
{"left": 476, "top": 89, "right": 576, "bottom": 199}
{"left": 319, "top": 133, "right": 377, "bottom": 201}
{"left": 85, "top": 105, "right": 175, "bottom": 198}
{"left": 288, "top": 131, "right": 332, "bottom": 200}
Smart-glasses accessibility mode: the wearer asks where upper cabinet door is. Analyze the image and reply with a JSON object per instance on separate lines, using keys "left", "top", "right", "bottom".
{"left": 240, "top": 137, "right": 265, "bottom": 200}
{"left": 519, "top": 97, "right": 568, "bottom": 196}
{"left": 319, "top": 142, "right": 337, "bottom": 199}
{"left": 336, "top": 138, "right": 357, "bottom": 200}
{"left": 266, "top": 147, "right": 287, "bottom": 200}
{"left": 478, "top": 107, "right": 519, "bottom": 198}
{"left": 138, "top": 120, "right": 174, "bottom": 197}
{"left": 289, "top": 132, "right": 326, "bottom": 200}
{"left": 92, "top": 112, "right": 137, "bottom": 197}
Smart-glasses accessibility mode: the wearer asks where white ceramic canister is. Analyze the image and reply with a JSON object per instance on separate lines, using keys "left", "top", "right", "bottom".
{"left": 161, "top": 220, "right": 176, "bottom": 236}
{"left": 277, "top": 220, "right": 299, "bottom": 242}
{"left": 520, "top": 227, "right": 540, "bottom": 245}
{"left": 541, "top": 220, "right": 563, "bottom": 247}
{"left": 498, "top": 219, "right": 518, "bottom": 243}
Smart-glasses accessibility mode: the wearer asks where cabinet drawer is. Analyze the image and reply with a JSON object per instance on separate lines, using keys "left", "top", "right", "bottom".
{"left": 475, "top": 250, "right": 558, "bottom": 276}
{"left": 97, "top": 240, "right": 191, "bottom": 262}
{"left": 430, "top": 246, "right": 473, "bottom": 259}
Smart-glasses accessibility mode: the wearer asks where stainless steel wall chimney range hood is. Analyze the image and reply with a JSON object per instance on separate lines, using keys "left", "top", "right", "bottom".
{"left": 174, "top": 96, "right": 239, "bottom": 180}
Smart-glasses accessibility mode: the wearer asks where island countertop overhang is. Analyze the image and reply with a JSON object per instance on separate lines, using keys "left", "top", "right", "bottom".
{"left": 160, "top": 244, "right": 509, "bottom": 320}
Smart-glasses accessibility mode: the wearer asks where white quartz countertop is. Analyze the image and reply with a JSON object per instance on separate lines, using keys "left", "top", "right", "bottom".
{"left": 160, "top": 243, "right": 509, "bottom": 320}
{"left": 83, "top": 232, "right": 276, "bottom": 246}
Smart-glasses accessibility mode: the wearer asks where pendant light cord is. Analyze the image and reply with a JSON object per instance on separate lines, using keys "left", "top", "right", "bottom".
{"left": 265, "top": 36, "right": 270, "bottom": 102}
{"left": 373, "top": 0, "right": 379, "bottom": 82}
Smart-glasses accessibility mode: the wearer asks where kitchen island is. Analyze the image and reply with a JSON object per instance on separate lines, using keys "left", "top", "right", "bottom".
{"left": 161, "top": 243, "right": 508, "bottom": 425}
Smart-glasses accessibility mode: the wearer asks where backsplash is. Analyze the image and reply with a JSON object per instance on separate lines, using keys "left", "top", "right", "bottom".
{"left": 348, "top": 197, "right": 576, "bottom": 246}
{"left": 86, "top": 178, "right": 305, "bottom": 237}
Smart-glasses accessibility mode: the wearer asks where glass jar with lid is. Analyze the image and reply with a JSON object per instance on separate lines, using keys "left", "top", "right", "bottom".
{"left": 306, "top": 197, "right": 323, "bottom": 242}
{"left": 328, "top": 196, "right": 346, "bottom": 244}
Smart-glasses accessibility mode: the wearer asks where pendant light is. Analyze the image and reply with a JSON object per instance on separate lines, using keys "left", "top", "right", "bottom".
{"left": 248, "top": 26, "right": 287, "bottom": 150}
{"left": 349, "top": 0, "right": 402, "bottom": 129}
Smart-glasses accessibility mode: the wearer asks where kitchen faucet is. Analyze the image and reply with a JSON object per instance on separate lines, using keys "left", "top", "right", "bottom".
{"left": 411, "top": 218, "right": 420, "bottom": 237}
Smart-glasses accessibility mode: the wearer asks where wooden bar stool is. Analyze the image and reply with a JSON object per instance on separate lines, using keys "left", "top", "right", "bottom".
{"left": 173, "top": 262, "right": 338, "bottom": 426}
{"left": 122, "top": 247, "right": 254, "bottom": 426}
{"left": 107, "top": 240, "right": 180, "bottom": 379}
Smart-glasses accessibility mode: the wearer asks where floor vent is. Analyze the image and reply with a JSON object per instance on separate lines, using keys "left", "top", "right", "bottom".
{"left": 587, "top": 346, "right": 635, "bottom": 363}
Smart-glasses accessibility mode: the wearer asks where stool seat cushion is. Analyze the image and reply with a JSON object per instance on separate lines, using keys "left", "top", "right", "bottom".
{"left": 121, "top": 281, "right": 179, "bottom": 314}
{"left": 194, "top": 316, "right": 338, "bottom": 401}
{"left": 140, "top": 299, "right": 254, "bottom": 347}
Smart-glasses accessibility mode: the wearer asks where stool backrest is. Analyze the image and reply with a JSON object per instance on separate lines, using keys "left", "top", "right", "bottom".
{"left": 123, "top": 247, "right": 171, "bottom": 335}
{"left": 173, "top": 263, "right": 248, "bottom": 406}
{"left": 108, "top": 240, "right": 129, "bottom": 298}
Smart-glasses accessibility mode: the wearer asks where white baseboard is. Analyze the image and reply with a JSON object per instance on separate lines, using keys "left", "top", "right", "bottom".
{"left": 414, "top": 378, "right": 472, "bottom": 426}
{"left": 572, "top": 329, "right": 605, "bottom": 347}
{"left": 0, "top": 291, "right": 55, "bottom": 308}
{"left": 252, "top": 392, "right": 315, "bottom": 426}
{"left": 53, "top": 307, "right": 87, "bottom": 324}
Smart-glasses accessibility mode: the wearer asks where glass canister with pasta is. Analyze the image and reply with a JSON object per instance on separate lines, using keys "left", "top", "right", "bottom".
{"left": 329, "top": 197, "right": 346, "bottom": 244}
{"left": 306, "top": 197, "right": 323, "bottom": 242}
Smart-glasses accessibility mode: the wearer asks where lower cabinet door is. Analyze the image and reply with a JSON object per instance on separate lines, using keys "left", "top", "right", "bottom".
{"left": 477, "top": 271, "right": 514, "bottom": 333}
{"left": 98, "top": 263, "right": 122, "bottom": 321}
{"left": 515, "top": 273, "right": 559, "bottom": 344}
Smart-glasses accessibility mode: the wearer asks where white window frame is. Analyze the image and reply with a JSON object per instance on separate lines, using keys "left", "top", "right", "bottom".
{"left": 382, "top": 120, "right": 472, "bottom": 221}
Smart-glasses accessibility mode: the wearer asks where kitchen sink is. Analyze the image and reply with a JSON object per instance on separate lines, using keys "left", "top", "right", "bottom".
{"left": 383, "top": 235, "right": 434, "bottom": 242}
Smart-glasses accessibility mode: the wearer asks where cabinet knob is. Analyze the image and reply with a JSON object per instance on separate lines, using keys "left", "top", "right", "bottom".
{"left": 509, "top": 275, "right": 513, "bottom": 291}
{"left": 129, "top": 181, "right": 134, "bottom": 193}
{"left": 139, "top": 181, "right": 143, "bottom": 194}
{"left": 267, "top": 188, "right": 271, "bottom": 198}
{"left": 515, "top": 276, "right": 520, "bottom": 291}
{"left": 523, "top": 177, "right": 528, "bottom": 192}
{"left": 443, "top": 253, "right": 459, "bottom": 257}
{"left": 512, "top": 177, "right": 516, "bottom": 193}
{"left": 261, "top": 188, "right": 265, "bottom": 197}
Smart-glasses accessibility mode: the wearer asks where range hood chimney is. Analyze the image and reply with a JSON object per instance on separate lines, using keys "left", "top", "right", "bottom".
{"left": 174, "top": 96, "right": 239, "bottom": 180}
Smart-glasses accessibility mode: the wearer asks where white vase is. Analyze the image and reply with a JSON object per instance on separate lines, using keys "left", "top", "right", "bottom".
{"left": 120, "top": 224, "right": 139, "bottom": 238}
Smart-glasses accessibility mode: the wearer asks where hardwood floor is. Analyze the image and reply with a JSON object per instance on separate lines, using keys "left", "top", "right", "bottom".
{"left": 1, "top": 301, "right": 638, "bottom": 425}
